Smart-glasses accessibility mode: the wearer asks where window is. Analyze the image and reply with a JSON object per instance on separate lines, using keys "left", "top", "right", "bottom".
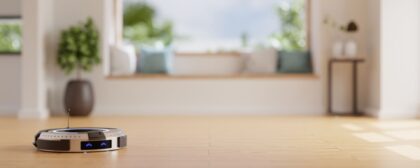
{"left": 112, "top": 0, "right": 313, "bottom": 77}
{"left": 121, "top": 0, "right": 309, "bottom": 53}
{"left": 0, "top": 16, "right": 22, "bottom": 54}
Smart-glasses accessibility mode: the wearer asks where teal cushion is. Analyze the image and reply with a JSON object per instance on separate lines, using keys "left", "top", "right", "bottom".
{"left": 277, "top": 51, "right": 312, "bottom": 73}
{"left": 137, "top": 46, "right": 173, "bottom": 74}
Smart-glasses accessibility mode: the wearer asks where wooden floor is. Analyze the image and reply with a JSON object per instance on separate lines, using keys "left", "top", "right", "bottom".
{"left": 1, "top": 116, "right": 420, "bottom": 168}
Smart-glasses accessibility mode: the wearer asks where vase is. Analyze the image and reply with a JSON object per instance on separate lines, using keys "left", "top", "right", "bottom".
{"left": 345, "top": 39, "right": 357, "bottom": 58}
{"left": 64, "top": 80, "right": 94, "bottom": 116}
{"left": 332, "top": 41, "right": 344, "bottom": 58}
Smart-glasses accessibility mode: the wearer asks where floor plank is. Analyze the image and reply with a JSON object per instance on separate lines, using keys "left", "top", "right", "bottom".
{"left": 0, "top": 116, "right": 419, "bottom": 168}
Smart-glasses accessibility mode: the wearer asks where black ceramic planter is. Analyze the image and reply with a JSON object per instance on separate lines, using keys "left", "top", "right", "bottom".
{"left": 64, "top": 80, "right": 94, "bottom": 116}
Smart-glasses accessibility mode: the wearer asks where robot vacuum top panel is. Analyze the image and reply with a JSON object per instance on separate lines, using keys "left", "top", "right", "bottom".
{"left": 33, "top": 127, "right": 127, "bottom": 153}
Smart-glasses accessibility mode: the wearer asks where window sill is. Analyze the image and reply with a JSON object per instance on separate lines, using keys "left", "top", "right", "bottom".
{"left": 107, "top": 73, "right": 318, "bottom": 80}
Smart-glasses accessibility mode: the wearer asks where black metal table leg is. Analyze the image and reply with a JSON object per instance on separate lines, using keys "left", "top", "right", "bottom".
{"left": 328, "top": 58, "right": 364, "bottom": 116}
{"left": 328, "top": 61, "right": 333, "bottom": 115}
{"left": 352, "top": 62, "right": 360, "bottom": 115}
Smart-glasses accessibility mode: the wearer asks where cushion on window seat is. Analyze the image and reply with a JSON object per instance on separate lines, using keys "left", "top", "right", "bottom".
{"left": 277, "top": 51, "right": 312, "bottom": 73}
{"left": 137, "top": 46, "right": 174, "bottom": 74}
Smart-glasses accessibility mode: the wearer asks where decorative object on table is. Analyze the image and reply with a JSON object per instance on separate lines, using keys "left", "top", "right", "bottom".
{"left": 137, "top": 44, "right": 174, "bottom": 74}
{"left": 343, "top": 21, "right": 359, "bottom": 58}
{"left": 324, "top": 17, "right": 359, "bottom": 58}
{"left": 344, "top": 40, "right": 357, "bottom": 58}
{"left": 332, "top": 41, "right": 344, "bottom": 58}
{"left": 277, "top": 51, "right": 312, "bottom": 73}
{"left": 110, "top": 44, "right": 137, "bottom": 76}
{"left": 57, "top": 17, "right": 100, "bottom": 116}
{"left": 323, "top": 16, "right": 344, "bottom": 58}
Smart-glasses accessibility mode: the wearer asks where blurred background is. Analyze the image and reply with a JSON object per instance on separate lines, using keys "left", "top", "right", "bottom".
{"left": 0, "top": 0, "right": 418, "bottom": 119}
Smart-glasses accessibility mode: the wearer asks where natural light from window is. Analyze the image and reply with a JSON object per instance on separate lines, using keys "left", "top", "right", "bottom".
{"left": 0, "top": 17, "right": 21, "bottom": 54}
{"left": 123, "top": 0, "right": 307, "bottom": 53}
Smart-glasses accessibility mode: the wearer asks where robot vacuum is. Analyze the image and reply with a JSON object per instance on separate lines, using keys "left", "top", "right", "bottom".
{"left": 33, "top": 127, "right": 127, "bottom": 152}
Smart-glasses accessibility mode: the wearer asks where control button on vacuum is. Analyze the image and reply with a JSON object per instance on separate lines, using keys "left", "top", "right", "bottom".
{"left": 85, "top": 143, "right": 93, "bottom": 148}
{"left": 100, "top": 142, "right": 107, "bottom": 147}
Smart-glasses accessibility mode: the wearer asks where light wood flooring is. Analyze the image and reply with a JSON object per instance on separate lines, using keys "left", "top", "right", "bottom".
{"left": 1, "top": 116, "right": 420, "bottom": 168}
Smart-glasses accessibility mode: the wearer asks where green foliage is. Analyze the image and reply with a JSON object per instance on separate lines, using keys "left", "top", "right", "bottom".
{"left": 124, "top": 3, "right": 155, "bottom": 27}
{"left": 123, "top": 2, "right": 173, "bottom": 45}
{"left": 272, "top": 0, "right": 306, "bottom": 51}
{"left": 241, "top": 32, "right": 249, "bottom": 48}
{"left": 0, "top": 23, "right": 21, "bottom": 53}
{"left": 57, "top": 18, "right": 100, "bottom": 75}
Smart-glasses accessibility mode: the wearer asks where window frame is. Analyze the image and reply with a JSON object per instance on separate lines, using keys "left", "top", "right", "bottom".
{"left": 0, "top": 15, "right": 22, "bottom": 56}
{"left": 305, "top": 0, "right": 311, "bottom": 50}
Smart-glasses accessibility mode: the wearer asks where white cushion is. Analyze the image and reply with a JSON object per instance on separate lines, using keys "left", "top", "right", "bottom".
{"left": 110, "top": 44, "right": 137, "bottom": 75}
{"left": 243, "top": 48, "right": 278, "bottom": 73}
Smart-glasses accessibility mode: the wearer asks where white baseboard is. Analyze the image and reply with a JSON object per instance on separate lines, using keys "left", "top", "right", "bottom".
{"left": 364, "top": 107, "right": 380, "bottom": 118}
{"left": 363, "top": 107, "right": 420, "bottom": 119}
{"left": 90, "top": 106, "right": 326, "bottom": 116}
{"left": 364, "top": 107, "right": 420, "bottom": 119}
{"left": 378, "top": 110, "right": 419, "bottom": 119}
{"left": 0, "top": 106, "right": 17, "bottom": 116}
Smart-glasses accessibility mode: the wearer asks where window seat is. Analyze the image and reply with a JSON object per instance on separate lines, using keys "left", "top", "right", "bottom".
{"left": 109, "top": 50, "right": 316, "bottom": 79}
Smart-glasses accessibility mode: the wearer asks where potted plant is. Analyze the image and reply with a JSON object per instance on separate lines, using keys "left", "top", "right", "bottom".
{"left": 57, "top": 18, "right": 100, "bottom": 116}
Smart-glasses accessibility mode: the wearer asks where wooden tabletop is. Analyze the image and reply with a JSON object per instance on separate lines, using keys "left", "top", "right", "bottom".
{"left": 1, "top": 116, "right": 419, "bottom": 168}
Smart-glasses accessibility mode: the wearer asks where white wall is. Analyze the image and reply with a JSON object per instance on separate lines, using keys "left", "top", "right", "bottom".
{"left": 173, "top": 55, "right": 244, "bottom": 75}
{"left": 365, "top": 0, "right": 381, "bottom": 116}
{"left": 379, "top": 0, "right": 420, "bottom": 118}
{"left": 96, "top": 79, "right": 323, "bottom": 115}
{"left": 318, "top": 0, "right": 370, "bottom": 114}
{"left": 363, "top": 0, "right": 420, "bottom": 119}
{"left": 0, "top": 0, "right": 21, "bottom": 115}
{"left": 41, "top": 0, "right": 326, "bottom": 116}
{"left": 0, "top": 0, "right": 20, "bottom": 15}
{"left": 9, "top": 0, "right": 420, "bottom": 118}
{"left": 0, "top": 56, "right": 20, "bottom": 115}
{"left": 19, "top": 0, "right": 55, "bottom": 118}
{"left": 10, "top": 0, "right": 375, "bottom": 117}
